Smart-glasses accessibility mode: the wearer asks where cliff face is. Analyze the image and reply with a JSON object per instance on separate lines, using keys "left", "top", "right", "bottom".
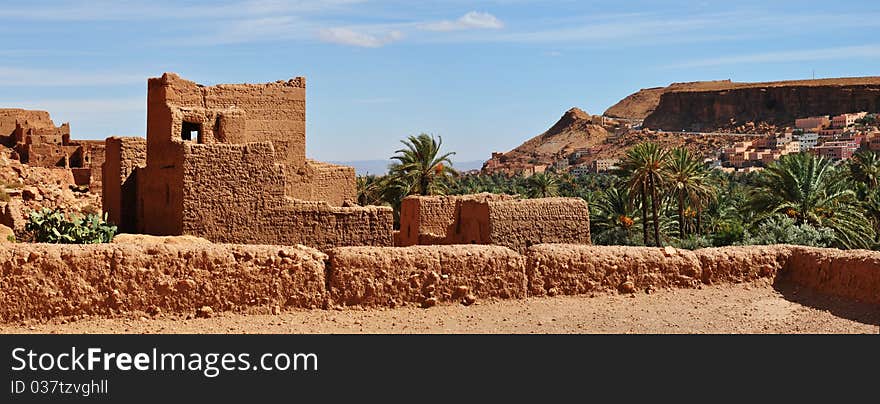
{"left": 603, "top": 80, "right": 734, "bottom": 120}
{"left": 643, "top": 78, "right": 880, "bottom": 131}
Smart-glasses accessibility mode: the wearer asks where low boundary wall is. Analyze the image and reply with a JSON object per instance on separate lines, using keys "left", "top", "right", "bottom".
{"left": 0, "top": 243, "right": 876, "bottom": 322}
{"left": 327, "top": 245, "right": 526, "bottom": 307}
{"left": 0, "top": 243, "right": 326, "bottom": 322}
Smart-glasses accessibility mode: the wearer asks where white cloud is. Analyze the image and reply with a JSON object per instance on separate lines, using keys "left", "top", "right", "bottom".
{"left": 668, "top": 45, "right": 880, "bottom": 68}
{"left": 317, "top": 28, "right": 403, "bottom": 47}
{"left": 420, "top": 11, "right": 504, "bottom": 31}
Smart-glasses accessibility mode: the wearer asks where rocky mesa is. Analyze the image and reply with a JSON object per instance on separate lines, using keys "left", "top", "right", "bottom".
{"left": 603, "top": 80, "right": 736, "bottom": 120}
{"left": 641, "top": 77, "right": 880, "bottom": 131}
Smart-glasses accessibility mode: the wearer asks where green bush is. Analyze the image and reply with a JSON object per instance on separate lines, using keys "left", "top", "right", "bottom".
{"left": 711, "top": 221, "right": 745, "bottom": 247}
{"left": 672, "top": 235, "right": 713, "bottom": 250}
{"left": 25, "top": 207, "right": 117, "bottom": 244}
{"left": 742, "top": 216, "right": 834, "bottom": 248}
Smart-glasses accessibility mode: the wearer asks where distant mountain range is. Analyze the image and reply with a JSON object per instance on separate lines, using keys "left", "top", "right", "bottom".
{"left": 329, "top": 160, "right": 485, "bottom": 176}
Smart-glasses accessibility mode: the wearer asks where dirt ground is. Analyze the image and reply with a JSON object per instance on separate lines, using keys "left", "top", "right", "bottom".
{"left": 2, "top": 281, "right": 877, "bottom": 334}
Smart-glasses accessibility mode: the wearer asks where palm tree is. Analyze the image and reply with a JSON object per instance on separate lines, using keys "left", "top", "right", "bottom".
{"left": 619, "top": 142, "right": 669, "bottom": 246}
{"left": 591, "top": 185, "right": 641, "bottom": 245}
{"left": 748, "top": 152, "right": 873, "bottom": 249}
{"left": 389, "top": 133, "right": 458, "bottom": 196}
{"left": 849, "top": 150, "right": 880, "bottom": 195}
{"left": 863, "top": 190, "right": 880, "bottom": 248}
{"left": 663, "top": 147, "right": 715, "bottom": 238}
{"left": 356, "top": 175, "right": 386, "bottom": 206}
{"left": 525, "top": 172, "right": 559, "bottom": 198}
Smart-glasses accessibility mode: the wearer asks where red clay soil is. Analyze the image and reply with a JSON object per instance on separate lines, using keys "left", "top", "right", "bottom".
{"left": 3, "top": 281, "right": 877, "bottom": 334}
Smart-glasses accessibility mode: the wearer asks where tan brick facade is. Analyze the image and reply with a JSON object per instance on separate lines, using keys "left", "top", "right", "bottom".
{"left": 104, "top": 73, "right": 392, "bottom": 250}
{"left": 398, "top": 194, "right": 591, "bottom": 252}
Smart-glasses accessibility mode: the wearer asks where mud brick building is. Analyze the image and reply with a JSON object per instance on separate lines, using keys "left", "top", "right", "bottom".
{"left": 0, "top": 108, "right": 105, "bottom": 191}
{"left": 398, "top": 194, "right": 591, "bottom": 252}
{"left": 103, "top": 73, "right": 392, "bottom": 249}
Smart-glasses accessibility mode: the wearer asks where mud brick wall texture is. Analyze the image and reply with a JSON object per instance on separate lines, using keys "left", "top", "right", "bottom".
{"left": 0, "top": 243, "right": 326, "bottom": 322}
{"left": 285, "top": 160, "right": 357, "bottom": 206}
{"left": 398, "top": 193, "right": 515, "bottom": 247}
{"left": 147, "top": 72, "right": 306, "bottom": 171}
{"left": 0, "top": 109, "right": 54, "bottom": 138}
{"left": 474, "top": 198, "right": 591, "bottom": 252}
{"left": 176, "top": 143, "right": 391, "bottom": 249}
{"left": 1, "top": 243, "right": 877, "bottom": 322}
{"left": 102, "top": 137, "right": 147, "bottom": 232}
{"left": 397, "top": 194, "right": 590, "bottom": 252}
{"left": 527, "top": 245, "right": 704, "bottom": 296}
{"left": 326, "top": 245, "right": 527, "bottom": 307}
{"left": 786, "top": 247, "right": 880, "bottom": 305}
{"left": 130, "top": 73, "right": 370, "bottom": 249}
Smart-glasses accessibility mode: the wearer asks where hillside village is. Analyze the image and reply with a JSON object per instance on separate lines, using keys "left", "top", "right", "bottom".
{"left": 483, "top": 78, "right": 880, "bottom": 176}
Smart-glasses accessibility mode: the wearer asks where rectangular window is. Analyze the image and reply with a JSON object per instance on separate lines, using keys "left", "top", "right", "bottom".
{"left": 181, "top": 121, "right": 201, "bottom": 142}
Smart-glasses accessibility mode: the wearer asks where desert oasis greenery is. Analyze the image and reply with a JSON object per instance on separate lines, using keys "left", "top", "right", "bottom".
{"left": 358, "top": 134, "right": 880, "bottom": 251}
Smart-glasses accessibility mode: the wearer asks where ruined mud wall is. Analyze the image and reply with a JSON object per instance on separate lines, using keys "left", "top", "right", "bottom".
{"left": 527, "top": 245, "right": 703, "bottom": 296}
{"left": 461, "top": 198, "right": 591, "bottom": 252}
{"left": 0, "top": 243, "right": 326, "bottom": 322}
{"left": 147, "top": 73, "right": 307, "bottom": 169}
{"left": 332, "top": 244, "right": 878, "bottom": 308}
{"left": 398, "top": 194, "right": 515, "bottom": 247}
{"left": 0, "top": 109, "right": 54, "bottom": 143}
{"left": 327, "top": 245, "right": 527, "bottom": 307}
{"left": 0, "top": 243, "right": 877, "bottom": 322}
{"left": 285, "top": 160, "right": 357, "bottom": 206}
{"left": 786, "top": 247, "right": 880, "bottom": 305}
{"left": 644, "top": 82, "right": 880, "bottom": 131}
{"left": 398, "top": 196, "right": 457, "bottom": 246}
{"left": 71, "top": 140, "right": 106, "bottom": 192}
{"left": 398, "top": 195, "right": 593, "bottom": 251}
{"left": 176, "top": 142, "right": 391, "bottom": 250}
{"left": 695, "top": 246, "right": 793, "bottom": 285}
{"left": 526, "top": 245, "right": 793, "bottom": 296}
{"left": 23, "top": 144, "right": 73, "bottom": 167}
{"left": 102, "top": 137, "right": 147, "bottom": 232}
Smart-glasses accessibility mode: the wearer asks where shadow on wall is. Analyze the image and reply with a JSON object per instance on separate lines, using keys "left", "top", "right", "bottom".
{"left": 772, "top": 277, "right": 880, "bottom": 326}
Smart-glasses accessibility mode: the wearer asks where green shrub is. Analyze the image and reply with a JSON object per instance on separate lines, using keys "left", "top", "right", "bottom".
{"left": 672, "top": 235, "right": 713, "bottom": 250}
{"left": 25, "top": 207, "right": 117, "bottom": 244}
{"left": 742, "top": 216, "right": 834, "bottom": 248}
{"left": 711, "top": 221, "right": 745, "bottom": 247}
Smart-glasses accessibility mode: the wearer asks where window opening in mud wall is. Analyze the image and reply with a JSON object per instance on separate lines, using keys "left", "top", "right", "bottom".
{"left": 181, "top": 121, "right": 201, "bottom": 142}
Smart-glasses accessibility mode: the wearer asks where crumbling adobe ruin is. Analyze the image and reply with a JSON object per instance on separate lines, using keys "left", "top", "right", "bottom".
{"left": 397, "top": 193, "right": 591, "bottom": 251}
{"left": 1, "top": 242, "right": 877, "bottom": 322}
{"left": 0, "top": 108, "right": 105, "bottom": 191}
{"left": 103, "top": 73, "right": 393, "bottom": 249}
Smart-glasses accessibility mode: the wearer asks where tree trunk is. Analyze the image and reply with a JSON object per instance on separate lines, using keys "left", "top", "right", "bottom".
{"left": 650, "top": 177, "right": 661, "bottom": 247}
{"left": 696, "top": 206, "right": 702, "bottom": 235}
{"left": 641, "top": 183, "right": 649, "bottom": 246}
{"left": 420, "top": 174, "right": 430, "bottom": 196}
{"left": 678, "top": 193, "right": 685, "bottom": 238}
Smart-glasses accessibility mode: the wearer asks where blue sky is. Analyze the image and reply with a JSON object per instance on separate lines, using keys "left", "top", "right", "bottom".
{"left": 1, "top": 0, "right": 879, "bottom": 163}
